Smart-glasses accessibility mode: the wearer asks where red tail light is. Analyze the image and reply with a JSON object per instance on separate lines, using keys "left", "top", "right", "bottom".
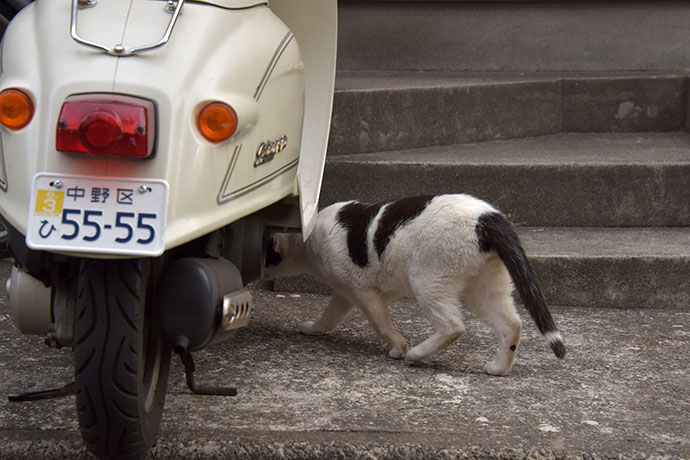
{"left": 56, "top": 94, "right": 156, "bottom": 158}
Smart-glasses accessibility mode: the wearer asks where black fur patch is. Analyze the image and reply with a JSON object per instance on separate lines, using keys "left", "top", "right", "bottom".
{"left": 510, "top": 345, "right": 517, "bottom": 351}
{"left": 476, "top": 212, "right": 566, "bottom": 358}
{"left": 265, "top": 239, "right": 283, "bottom": 267}
{"left": 373, "top": 195, "right": 434, "bottom": 258}
{"left": 550, "top": 340, "right": 566, "bottom": 359}
{"left": 337, "top": 201, "right": 385, "bottom": 268}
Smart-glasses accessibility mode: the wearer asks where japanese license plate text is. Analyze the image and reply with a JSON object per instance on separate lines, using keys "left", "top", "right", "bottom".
{"left": 27, "top": 174, "right": 168, "bottom": 256}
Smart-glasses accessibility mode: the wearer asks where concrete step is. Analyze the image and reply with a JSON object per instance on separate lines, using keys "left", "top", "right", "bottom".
{"left": 328, "top": 71, "right": 688, "bottom": 156}
{"left": 523, "top": 227, "right": 690, "bottom": 310}
{"left": 321, "top": 132, "right": 690, "bottom": 227}
{"left": 337, "top": 1, "right": 690, "bottom": 72}
{"left": 270, "top": 227, "right": 690, "bottom": 310}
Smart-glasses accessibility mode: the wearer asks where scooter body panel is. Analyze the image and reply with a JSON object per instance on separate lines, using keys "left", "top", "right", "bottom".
{"left": 0, "top": 0, "right": 311, "bottom": 253}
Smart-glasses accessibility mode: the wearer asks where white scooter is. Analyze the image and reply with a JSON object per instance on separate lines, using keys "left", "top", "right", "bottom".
{"left": 0, "top": 0, "right": 336, "bottom": 458}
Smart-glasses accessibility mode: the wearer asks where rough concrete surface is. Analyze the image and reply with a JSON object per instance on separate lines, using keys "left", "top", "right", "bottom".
{"left": 322, "top": 133, "right": 690, "bottom": 227}
{"left": 0, "top": 260, "right": 688, "bottom": 459}
{"left": 328, "top": 72, "right": 687, "bottom": 156}
{"left": 330, "top": 75, "right": 563, "bottom": 154}
{"left": 337, "top": 2, "right": 690, "bottom": 72}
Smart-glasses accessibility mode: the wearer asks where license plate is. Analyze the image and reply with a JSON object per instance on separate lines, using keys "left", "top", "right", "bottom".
{"left": 27, "top": 174, "right": 168, "bottom": 256}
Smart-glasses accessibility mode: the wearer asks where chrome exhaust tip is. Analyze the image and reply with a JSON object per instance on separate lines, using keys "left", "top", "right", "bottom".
{"left": 222, "top": 290, "right": 252, "bottom": 331}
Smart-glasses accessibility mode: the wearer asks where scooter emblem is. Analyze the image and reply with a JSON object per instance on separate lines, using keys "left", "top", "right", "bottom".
{"left": 254, "top": 135, "right": 288, "bottom": 167}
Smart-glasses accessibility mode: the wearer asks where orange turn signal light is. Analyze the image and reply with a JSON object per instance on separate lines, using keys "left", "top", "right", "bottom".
{"left": 197, "top": 101, "right": 238, "bottom": 144}
{"left": 0, "top": 88, "right": 34, "bottom": 131}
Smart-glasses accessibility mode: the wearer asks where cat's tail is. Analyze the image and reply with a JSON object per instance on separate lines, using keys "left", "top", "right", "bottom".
{"left": 475, "top": 212, "right": 566, "bottom": 359}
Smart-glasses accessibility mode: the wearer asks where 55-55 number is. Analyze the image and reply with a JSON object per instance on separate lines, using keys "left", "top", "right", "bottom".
{"left": 61, "top": 209, "right": 157, "bottom": 245}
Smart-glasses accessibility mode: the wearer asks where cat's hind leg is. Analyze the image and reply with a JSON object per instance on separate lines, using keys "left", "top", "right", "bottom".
{"left": 405, "top": 281, "right": 466, "bottom": 363}
{"left": 464, "top": 258, "right": 522, "bottom": 376}
{"left": 351, "top": 290, "right": 408, "bottom": 359}
{"left": 301, "top": 293, "right": 355, "bottom": 335}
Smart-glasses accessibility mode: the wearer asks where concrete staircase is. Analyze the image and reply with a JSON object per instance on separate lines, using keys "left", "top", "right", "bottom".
{"left": 309, "top": 0, "right": 690, "bottom": 310}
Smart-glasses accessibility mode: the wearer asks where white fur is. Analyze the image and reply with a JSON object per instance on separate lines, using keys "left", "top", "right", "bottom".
{"left": 545, "top": 331, "right": 563, "bottom": 345}
{"left": 265, "top": 194, "right": 524, "bottom": 375}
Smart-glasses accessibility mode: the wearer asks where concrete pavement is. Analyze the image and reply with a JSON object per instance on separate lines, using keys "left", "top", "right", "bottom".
{"left": 0, "top": 259, "right": 688, "bottom": 459}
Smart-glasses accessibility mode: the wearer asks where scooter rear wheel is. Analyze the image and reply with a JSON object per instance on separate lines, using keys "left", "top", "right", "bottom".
{"left": 74, "top": 259, "right": 171, "bottom": 460}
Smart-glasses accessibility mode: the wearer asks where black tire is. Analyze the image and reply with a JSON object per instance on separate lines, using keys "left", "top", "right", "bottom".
{"left": 74, "top": 259, "right": 171, "bottom": 460}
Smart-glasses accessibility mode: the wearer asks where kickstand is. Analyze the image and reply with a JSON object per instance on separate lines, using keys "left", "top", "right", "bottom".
{"left": 177, "top": 350, "right": 237, "bottom": 396}
{"left": 8, "top": 381, "right": 77, "bottom": 402}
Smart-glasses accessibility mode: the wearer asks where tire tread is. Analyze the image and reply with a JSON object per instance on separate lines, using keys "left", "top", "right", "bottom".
{"left": 74, "top": 259, "right": 170, "bottom": 460}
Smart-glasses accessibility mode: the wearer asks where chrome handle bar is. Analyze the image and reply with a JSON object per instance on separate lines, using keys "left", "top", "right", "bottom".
{"left": 70, "top": 0, "right": 185, "bottom": 57}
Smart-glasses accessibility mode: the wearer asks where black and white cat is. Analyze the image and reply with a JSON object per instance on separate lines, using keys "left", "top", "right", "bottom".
{"left": 265, "top": 194, "right": 566, "bottom": 375}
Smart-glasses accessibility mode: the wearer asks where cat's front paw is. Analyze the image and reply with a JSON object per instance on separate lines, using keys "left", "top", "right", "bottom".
{"left": 300, "top": 321, "right": 324, "bottom": 335}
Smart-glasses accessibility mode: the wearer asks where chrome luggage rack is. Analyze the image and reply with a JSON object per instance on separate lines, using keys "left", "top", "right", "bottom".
{"left": 70, "top": 0, "right": 185, "bottom": 56}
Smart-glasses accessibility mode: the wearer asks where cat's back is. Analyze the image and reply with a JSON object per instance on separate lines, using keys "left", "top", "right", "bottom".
{"left": 310, "top": 195, "right": 497, "bottom": 275}
{"left": 379, "top": 194, "right": 497, "bottom": 264}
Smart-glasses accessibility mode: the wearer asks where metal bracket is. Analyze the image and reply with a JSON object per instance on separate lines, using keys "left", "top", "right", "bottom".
{"left": 177, "top": 348, "right": 237, "bottom": 397}
{"left": 78, "top": 0, "right": 97, "bottom": 8}
{"left": 70, "top": 0, "right": 185, "bottom": 56}
{"left": 8, "top": 381, "right": 77, "bottom": 402}
{"left": 164, "top": 0, "right": 179, "bottom": 13}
